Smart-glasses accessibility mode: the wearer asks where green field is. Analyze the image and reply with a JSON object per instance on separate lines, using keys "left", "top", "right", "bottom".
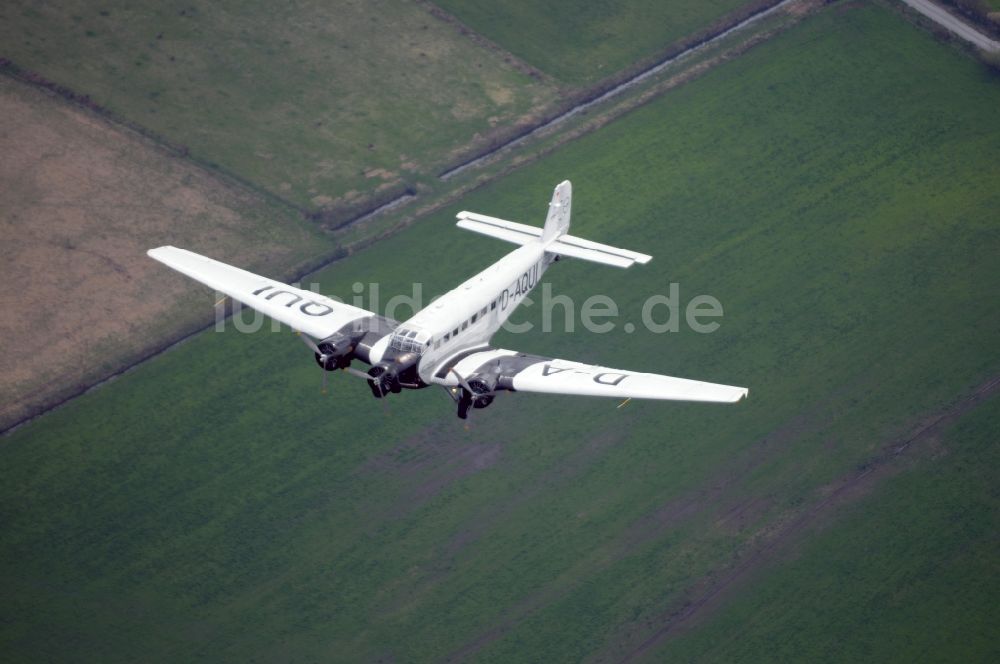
{"left": 659, "top": 395, "right": 1000, "bottom": 662}
{"left": 433, "top": 0, "right": 762, "bottom": 85}
{"left": 2, "top": 3, "right": 999, "bottom": 661}
{"left": 0, "top": 0, "right": 557, "bottom": 209}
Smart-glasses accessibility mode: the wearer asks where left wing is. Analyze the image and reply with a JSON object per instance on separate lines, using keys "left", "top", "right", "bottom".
{"left": 432, "top": 349, "right": 748, "bottom": 403}
{"left": 147, "top": 246, "right": 382, "bottom": 340}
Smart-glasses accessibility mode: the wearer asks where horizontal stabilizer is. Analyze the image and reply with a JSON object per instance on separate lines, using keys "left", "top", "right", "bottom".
{"left": 546, "top": 241, "right": 633, "bottom": 268}
{"left": 554, "top": 233, "right": 652, "bottom": 264}
{"left": 456, "top": 211, "right": 541, "bottom": 246}
{"left": 547, "top": 234, "right": 652, "bottom": 269}
{"left": 455, "top": 201, "right": 653, "bottom": 268}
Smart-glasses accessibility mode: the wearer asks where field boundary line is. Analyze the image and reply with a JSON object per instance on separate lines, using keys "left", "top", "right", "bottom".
{"left": 0, "top": 58, "right": 315, "bottom": 218}
{"left": 339, "top": 1, "right": 822, "bottom": 246}
{"left": 437, "top": 0, "right": 798, "bottom": 180}
{"left": 0, "top": 59, "right": 426, "bottom": 234}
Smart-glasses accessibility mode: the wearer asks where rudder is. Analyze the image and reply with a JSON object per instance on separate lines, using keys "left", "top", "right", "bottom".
{"left": 541, "top": 180, "right": 572, "bottom": 243}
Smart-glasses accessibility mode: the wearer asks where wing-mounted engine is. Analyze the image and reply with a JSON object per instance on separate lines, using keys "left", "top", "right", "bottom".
{"left": 299, "top": 314, "right": 396, "bottom": 377}
{"left": 307, "top": 315, "right": 396, "bottom": 370}
{"left": 433, "top": 347, "right": 748, "bottom": 419}
{"left": 435, "top": 350, "right": 546, "bottom": 419}
{"left": 312, "top": 332, "right": 355, "bottom": 370}
{"left": 448, "top": 372, "right": 497, "bottom": 419}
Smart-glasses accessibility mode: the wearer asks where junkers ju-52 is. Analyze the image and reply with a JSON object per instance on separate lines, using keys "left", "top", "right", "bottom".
{"left": 150, "top": 181, "right": 748, "bottom": 419}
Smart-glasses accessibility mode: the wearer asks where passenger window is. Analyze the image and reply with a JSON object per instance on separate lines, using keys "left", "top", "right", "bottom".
{"left": 453, "top": 328, "right": 459, "bottom": 336}
{"left": 471, "top": 313, "right": 478, "bottom": 323}
{"left": 462, "top": 321, "right": 468, "bottom": 331}
{"left": 444, "top": 333, "right": 450, "bottom": 341}
{"left": 481, "top": 307, "right": 487, "bottom": 316}
{"left": 491, "top": 301, "right": 496, "bottom": 311}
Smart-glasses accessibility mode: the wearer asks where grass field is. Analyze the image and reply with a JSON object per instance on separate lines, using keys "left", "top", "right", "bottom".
{"left": 2, "top": 2, "right": 999, "bottom": 661}
{"left": 0, "top": 0, "right": 557, "bottom": 209}
{"left": 0, "top": 75, "right": 333, "bottom": 432}
{"left": 658, "top": 394, "right": 1000, "bottom": 662}
{"left": 432, "top": 0, "right": 764, "bottom": 85}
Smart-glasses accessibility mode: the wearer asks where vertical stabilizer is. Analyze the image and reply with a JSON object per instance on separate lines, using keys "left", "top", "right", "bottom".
{"left": 541, "top": 180, "right": 572, "bottom": 243}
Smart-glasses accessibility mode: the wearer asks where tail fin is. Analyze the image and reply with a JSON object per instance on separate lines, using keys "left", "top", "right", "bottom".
{"left": 541, "top": 180, "right": 572, "bottom": 242}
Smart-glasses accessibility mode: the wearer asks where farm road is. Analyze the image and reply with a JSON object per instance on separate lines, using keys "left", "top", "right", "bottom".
{"left": 901, "top": 0, "right": 1000, "bottom": 51}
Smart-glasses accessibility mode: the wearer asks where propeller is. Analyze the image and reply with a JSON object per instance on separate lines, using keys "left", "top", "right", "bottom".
{"left": 450, "top": 368, "right": 496, "bottom": 420}
{"left": 367, "top": 365, "right": 388, "bottom": 398}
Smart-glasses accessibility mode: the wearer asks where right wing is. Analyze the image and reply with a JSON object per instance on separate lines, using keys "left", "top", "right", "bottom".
{"left": 432, "top": 348, "right": 747, "bottom": 403}
{"left": 148, "top": 246, "right": 385, "bottom": 339}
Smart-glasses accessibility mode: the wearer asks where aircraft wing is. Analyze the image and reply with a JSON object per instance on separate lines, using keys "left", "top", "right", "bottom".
{"left": 432, "top": 349, "right": 748, "bottom": 403}
{"left": 148, "top": 246, "right": 382, "bottom": 339}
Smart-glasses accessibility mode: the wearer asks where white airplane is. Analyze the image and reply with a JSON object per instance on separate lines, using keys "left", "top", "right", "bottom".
{"left": 149, "top": 181, "right": 748, "bottom": 419}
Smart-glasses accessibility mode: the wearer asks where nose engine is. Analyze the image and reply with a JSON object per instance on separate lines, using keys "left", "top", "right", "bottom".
{"left": 367, "top": 352, "right": 420, "bottom": 398}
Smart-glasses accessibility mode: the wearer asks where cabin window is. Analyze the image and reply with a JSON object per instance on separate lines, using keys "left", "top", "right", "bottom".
{"left": 491, "top": 301, "right": 496, "bottom": 311}
{"left": 462, "top": 321, "right": 468, "bottom": 331}
{"left": 444, "top": 333, "right": 450, "bottom": 341}
{"left": 481, "top": 306, "right": 487, "bottom": 316}
{"left": 453, "top": 328, "right": 459, "bottom": 337}
{"left": 471, "top": 313, "right": 478, "bottom": 323}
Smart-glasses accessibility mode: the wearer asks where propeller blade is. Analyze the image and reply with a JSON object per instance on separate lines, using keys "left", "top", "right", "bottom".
{"left": 450, "top": 368, "right": 474, "bottom": 394}
{"left": 296, "top": 330, "right": 322, "bottom": 355}
{"left": 451, "top": 369, "right": 476, "bottom": 420}
{"left": 342, "top": 366, "right": 376, "bottom": 381}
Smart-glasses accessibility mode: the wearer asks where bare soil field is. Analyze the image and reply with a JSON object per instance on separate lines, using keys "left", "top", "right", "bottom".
{"left": 0, "top": 76, "right": 332, "bottom": 431}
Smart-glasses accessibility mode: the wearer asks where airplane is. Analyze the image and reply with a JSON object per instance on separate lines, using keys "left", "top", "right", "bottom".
{"left": 148, "top": 181, "right": 748, "bottom": 419}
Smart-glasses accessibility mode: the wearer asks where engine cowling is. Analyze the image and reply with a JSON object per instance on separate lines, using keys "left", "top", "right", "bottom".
{"left": 313, "top": 333, "right": 355, "bottom": 371}
{"left": 467, "top": 377, "right": 495, "bottom": 409}
{"left": 455, "top": 374, "right": 497, "bottom": 419}
{"left": 367, "top": 352, "right": 420, "bottom": 398}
